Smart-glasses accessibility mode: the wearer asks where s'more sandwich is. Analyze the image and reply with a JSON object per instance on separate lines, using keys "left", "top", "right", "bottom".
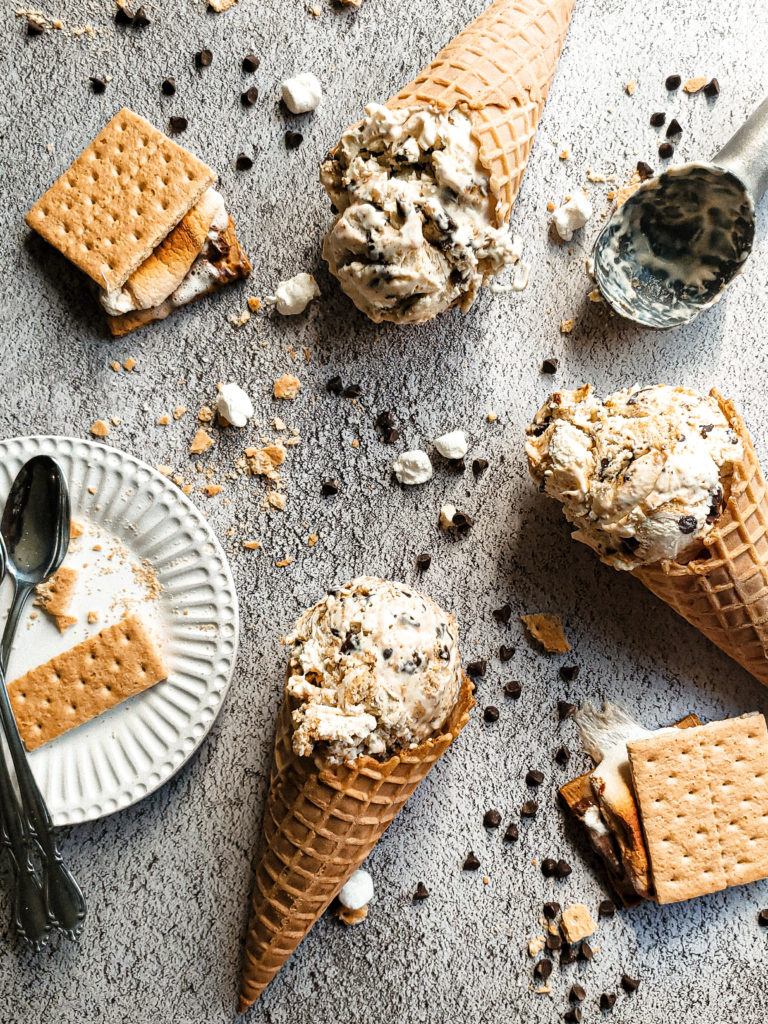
{"left": 26, "top": 108, "right": 250, "bottom": 336}
{"left": 561, "top": 702, "right": 768, "bottom": 906}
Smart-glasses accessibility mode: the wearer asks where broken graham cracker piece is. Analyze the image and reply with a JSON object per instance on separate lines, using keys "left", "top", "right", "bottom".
{"left": 335, "top": 904, "right": 368, "bottom": 926}
{"left": 8, "top": 614, "right": 167, "bottom": 751}
{"left": 560, "top": 904, "right": 597, "bottom": 944}
{"left": 273, "top": 374, "right": 301, "bottom": 400}
{"left": 35, "top": 567, "right": 78, "bottom": 633}
{"left": 628, "top": 715, "right": 768, "bottom": 904}
{"left": 25, "top": 108, "right": 215, "bottom": 293}
{"left": 520, "top": 613, "right": 570, "bottom": 653}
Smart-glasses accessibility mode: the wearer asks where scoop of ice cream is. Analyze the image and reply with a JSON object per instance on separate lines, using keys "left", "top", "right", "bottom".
{"left": 552, "top": 192, "right": 593, "bottom": 241}
{"left": 320, "top": 104, "right": 521, "bottom": 324}
{"left": 526, "top": 384, "right": 743, "bottom": 569}
{"left": 284, "top": 576, "right": 462, "bottom": 762}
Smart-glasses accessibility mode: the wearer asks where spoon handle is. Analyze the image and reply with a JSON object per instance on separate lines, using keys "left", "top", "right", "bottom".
{"left": 715, "top": 93, "right": 768, "bottom": 202}
{"left": 0, "top": 582, "right": 87, "bottom": 938}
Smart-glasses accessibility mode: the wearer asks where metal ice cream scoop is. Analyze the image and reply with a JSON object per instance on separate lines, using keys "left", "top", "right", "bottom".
{"left": 594, "top": 95, "right": 768, "bottom": 329}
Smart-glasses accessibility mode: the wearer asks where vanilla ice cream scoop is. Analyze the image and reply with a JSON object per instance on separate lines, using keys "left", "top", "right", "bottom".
{"left": 283, "top": 577, "right": 462, "bottom": 762}
{"left": 526, "top": 384, "right": 743, "bottom": 569}
{"left": 320, "top": 104, "right": 521, "bottom": 324}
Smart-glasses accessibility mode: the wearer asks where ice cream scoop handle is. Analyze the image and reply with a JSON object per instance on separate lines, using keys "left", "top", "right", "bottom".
{"left": 714, "top": 94, "right": 768, "bottom": 201}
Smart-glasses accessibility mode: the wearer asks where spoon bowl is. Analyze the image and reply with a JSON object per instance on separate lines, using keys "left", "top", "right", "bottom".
{"left": 1, "top": 455, "right": 70, "bottom": 587}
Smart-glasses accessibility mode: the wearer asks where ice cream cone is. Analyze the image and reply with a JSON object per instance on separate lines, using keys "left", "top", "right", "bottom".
{"left": 633, "top": 390, "right": 768, "bottom": 688}
{"left": 387, "top": 0, "right": 577, "bottom": 226}
{"left": 238, "top": 673, "right": 474, "bottom": 1011}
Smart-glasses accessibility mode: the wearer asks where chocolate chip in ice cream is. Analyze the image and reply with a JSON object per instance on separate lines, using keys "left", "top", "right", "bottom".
{"left": 543, "top": 901, "right": 561, "bottom": 920}
{"left": 90, "top": 77, "right": 107, "bottom": 94}
{"left": 467, "top": 660, "right": 487, "bottom": 678}
{"left": 541, "top": 858, "right": 557, "bottom": 877}
{"left": 563, "top": 1008, "right": 582, "bottom": 1023}
{"left": 758, "top": 908, "right": 768, "bottom": 926}
{"left": 533, "top": 959, "right": 553, "bottom": 981}
{"left": 132, "top": 6, "right": 149, "bottom": 27}
{"left": 463, "top": 852, "right": 481, "bottom": 871}
{"left": 621, "top": 974, "right": 640, "bottom": 993}
{"left": 569, "top": 984, "right": 586, "bottom": 1003}
{"left": 26, "top": 16, "right": 44, "bottom": 34}
{"left": 484, "top": 706, "right": 499, "bottom": 723}
{"left": 326, "top": 375, "right": 343, "bottom": 394}
{"left": 559, "top": 665, "right": 579, "bottom": 682}
{"left": 472, "top": 458, "right": 488, "bottom": 476}
{"left": 598, "top": 899, "right": 616, "bottom": 918}
{"left": 600, "top": 993, "right": 617, "bottom": 1011}
{"left": 546, "top": 932, "right": 562, "bottom": 951}
{"left": 555, "top": 745, "right": 570, "bottom": 765}
{"left": 561, "top": 946, "right": 579, "bottom": 967}
{"left": 555, "top": 859, "right": 572, "bottom": 879}
{"left": 542, "top": 358, "right": 559, "bottom": 374}
{"left": 483, "top": 809, "right": 501, "bottom": 829}
{"left": 579, "top": 940, "right": 594, "bottom": 961}
{"left": 342, "top": 383, "right": 362, "bottom": 399}
{"left": 499, "top": 645, "right": 514, "bottom": 662}
{"left": 504, "top": 823, "right": 519, "bottom": 842}
{"left": 678, "top": 515, "right": 697, "bottom": 534}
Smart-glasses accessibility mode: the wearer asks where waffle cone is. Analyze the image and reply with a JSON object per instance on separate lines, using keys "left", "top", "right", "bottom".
{"left": 633, "top": 390, "right": 768, "bottom": 687}
{"left": 387, "top": 0, "right": 576, "bottom": 225}
{"left": 238, "top": 674, "right": 474, "bottom": 1011}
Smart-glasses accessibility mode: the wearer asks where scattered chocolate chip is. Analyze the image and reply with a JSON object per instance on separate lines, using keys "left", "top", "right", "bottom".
{"left": 561, "top": 946, "right": 579, "bottom": 966}
{"left": 242, "top": 53, "right": 260, "bottom": 72}
{"left": 541, "top": 857, "right": 558, "bottom": 877}
{"left": 413, "top": 881, "right": 429, "bottom": 901}
{"left": 703, "top": 77, "right": 720, "bottom": 98}
{"left": 599, "top": 993, "right": 616, "bottom": 1011}
{"left": 285, "top": 131, "right": 303, "bottom": 149}
{"left": 504, "top": 823, "right": 519, "bottom": 842}
{"left": 114, "top": 7, "right": 133, "bottom": 25}
{"left": 483, "top": 809, "right": 501, "bottom": 829}
{"left": 558, "top": 701, "right": 576, "bottom": 721}
{"left": 543, "top": 901, "right": 561, "bottom": 920}
{"left": 446, "top": 458, "right": 466, "bottom": 475}
{"left": 484, "top": 705, "right": 499, "bottom": 723}
{"left": 375, "top": 410, "right": 394, "bottom": 430}
{"left": 416, "top": 553, "right": 431, "bottom": 571}
{"left": 559, "top": 664, "right": 579, "bottom": 682}
{"left": 467, "top": 660, "right": 487, "bottom": 678}
{"left": 493, "top": 604, "right": 512, "bottom": 624}
{"left": 499, "top": 644, "right": 514, "bottom": 662}
{"left": 90, "top": 77, "right": 107, "bottom": 94}
{"left": 132, "top": 6, "right": 150, "bottom": 28}
{"left": 545, "top": 932, "right": 562, "bottom": 951}
{"left": 526, "top": 769, "right": 544, "bottom": 786}
{"left": 382, "top": 427, "right": 400, "bottom": 444}
{"left": 195, "top": 49, "right": 213, "bottom": 68}
{"left": 678, "top": 514, "right": 697, "bottom": 534}
{"left": 563, "top": 1009, "right": 582, "bottom": 1024}
{"left": 666, "top": 117, "right": 682, "bottom": 137}
{"left": 598, "top": 899, "right": 616, "bottom": 917}
{"left": 326, "top": 375, "right": 343, "bottom": 394}
{"left": 542, "top": 357, "right": 559, "bottom": 374}
{"left": 665, "top": 74, "right": 682, "bottom": 90}
{"left": 321, "top": 479, "right": 339, "bottom": 497}
{"left": 659, "top": 141, "right": 674, "bottom": 160}
{"left": 636, "top": 160, "right": 654, "bottom": 180}
{"left": 504, "top": 680, "right": 522, "bottom": 698}
{"left": 463, "top": 851, "right": 480, "bottom": 871}
{"left": 241, "top": 87, "right": 259, "bottom": 107}
{"left": 161, "top": 77, "right": 176, "bottom": 96}
{"left": 555, "top": 859, "right": 572, "bottom": 879}
{"left": 472, "top": 458, "right": 488, "bottom": 476}
{"left": 26, "top": 17, "right": 44, "bottom": 35}
{"left": 235, "top": 153, "right": 253, "bottom": 171}
{"left": 452, "top": 511, "right": 473, "bottom": 534}
{"left": 533, "top": 959, "right": 553, "bottom": 981}
{"left": 621, "top": 974, "right": 640, "bottom": 993}
{"left": 521, "top": 800, "right": 538, "bottom": 817}
{"left": 579, "top": 940, "right": 594, "bottom": 961}
{"left": 342, "top": 383, "right": 363, "bottom": 399}
{"left": 650, "top": 111, "right": 666, "bottom": 127}
{"left": 569, "top": 984, "right": 586, "bottom": 1003}
{"left": 555, "top": 745, "right": 570, "bottom": 765}
{"left": 169, "top": 116, "right": 188, "bottom": 133}
{"left": 758, "top": 908, "right": 768, "bottom": 926}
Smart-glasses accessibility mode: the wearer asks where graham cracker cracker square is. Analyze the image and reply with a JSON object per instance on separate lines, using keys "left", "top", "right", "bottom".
{"left": 25, "top": 108, "right": 216, "bottom": 293}
{"left": 628, "top": 715, "right": 768, "bottom": 904}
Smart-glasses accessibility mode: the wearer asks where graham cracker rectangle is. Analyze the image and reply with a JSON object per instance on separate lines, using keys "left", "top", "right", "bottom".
{"left": 8, "top": 613, "right": 167, "bottom": 750}
{"left": 25, "top": 108, "right": 216, "bottom": 292}
{"left": 628, "top": 715, "right": 768, "bottom": 904}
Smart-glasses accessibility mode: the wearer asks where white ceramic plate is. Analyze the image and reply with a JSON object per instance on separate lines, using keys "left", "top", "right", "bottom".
{"left": 0, "top": 436, "right": 239, "bottom": 826}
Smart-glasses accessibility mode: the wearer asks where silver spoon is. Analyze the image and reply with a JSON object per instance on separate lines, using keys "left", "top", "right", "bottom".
{"left": 593, "top": 94, "right": 768, "bottom": 329}
{"left": 0, "top": 456, "right": 87, "bottom": 939}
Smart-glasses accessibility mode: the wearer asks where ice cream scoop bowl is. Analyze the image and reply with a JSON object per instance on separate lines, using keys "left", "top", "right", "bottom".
{"left": 594, "top": 94, "right": 768, "bottom": 329}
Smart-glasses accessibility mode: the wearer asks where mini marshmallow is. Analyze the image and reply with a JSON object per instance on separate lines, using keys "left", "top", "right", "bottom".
{"left": 392, "top": 450, "right": 433, "bottom": 485}
{"left": 274, "top": 273, "right": 320, "bottom": 315}
{"left": 434, "top": 429, "right": 468, "bottom": 460}
{"left": 338, "top": 869, "right": 374, "bottom": 910}
{"left": 216, "top": 382, "right": 254, "bottom": 427}
{"left": 552, "top": 192, "right": 593, "bottom": 242}
{"left": 281, "top": 73, "right": 322, "bottom": 114}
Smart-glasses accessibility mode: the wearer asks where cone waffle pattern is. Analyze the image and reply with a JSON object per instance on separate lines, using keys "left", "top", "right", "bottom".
{"left": 388, "top": 0, "right": 576, "bottom": 225}
{"left": 634, "top": 391, "right": 768, "bottom": 688}
{"left": 238, "top": 675, "right": 474, "bottom": 1011}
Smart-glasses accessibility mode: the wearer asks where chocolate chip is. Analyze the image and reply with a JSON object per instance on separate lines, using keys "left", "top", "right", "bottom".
{"left": 483, "top": 809, "right": 501, "bottom": 828}
{"left": 599, "top": 993, "right": 616, "bottom": 1011}
{"left": 90, "top": 77, "right": 107, "bottom": 94}
{"left": 526, "top": 769, "right": 544, "bottom": 786}
{"left": 235, "top": 153, "right": 253, "bottom": 171}
{"left": 342, "top": 383, "right": 362, "bottom": 399}
{"left": 542, "top": 358, "right": 559, "bottom": 374}
{"left": 559, "top": 664, "right": 579, "bottom": 682}
{"left": 555, "top": 859, "right": 572, "bottom": 879}
{"left": 493, "top": 604, "right": 512, "bottom": 624}
{"left": 541, "top": 858, "right": 558, "bottom": 877}
{"left": 242, "top": 53, "right": 260, "bottom": 72}
{"left": 542, "top": 901, "right": 561, "bottom": 920}
{"left": 463, "top": 851, "right": 480, "bottom": 871}
{"left": 636, "top": 160, "right": 654, "bottom": 180}
{"left": 413, "top": 881, "right": 429, "bottom": 901}
{"left": 472, "top": 458, "right": 488, "bottom": 476}
{"left": 563, "top": 1009, "right": 582, "bottom": 1023}
{"left": 659, "top": 141, "right": 674, "bottom": 159}
{"left": 650, "top": 111, "right": 666, "bottom": 127}
{"left": 520, "top": 799, "right": 538, "bottom": 817}
{"left": 375, "top": 410, "right": 394, "bottom": 430}
{"left": 703, "top": 78, "right": 720, "bottom": 98}
{"left": 241, "top": 87, "right": 259, "bottom": 107}
{"left": 383, "top": 427, "right": 400, "bottom": 445}
{"left": 504, "top": 823, "right": 519, "bottom": 842}
{"left": 579, "top": 940, "right": 594, "bottom": 961}
{"left": 621, "top": 974, "right": 640, "bottom": 993}
{"left": 545, "top": 932, "right": 562, "bottom": 951}
{"left": 665, "top": 74, "right": 682, "bottom": 90}
{"left": 321, "top": 479, "right": 339, "bottom": 496}
{"left": 161, "top": 77, "right": 176, "bottom": 96}
{"left": 533, "top": 959, "right": 553, "bottom": 981}
{"left": 452, "top": 511, "right": 473, "bottom": 534}
{"left": 758, "top": 908, "right": 768, "bottom": 926}
{"left": 132, "top": 6, "right": 149, "bottom": 27}
{"left": 598, "top": 899, "right": 616, "bottom": 917}
{"left": 195, "top": 49, "right": 213, "bottom": 68}
{"left": 555, "top": 745, "right": 570, "bottom": 765}
{"left": 561, "top": 946, "right": 579, "bottom": 966}
{"left": 569, "top": 984, "right": 586, "bottom": 1003}
{"left": 26, "top": 17, "right": 44, "bottom": 34}
{"left": 558, "top": 700, "right": 576, "bottom": 721}
{"left": 666, "top": 117, "right": 682, "bottom": 137}
{"left": 678, "top": 514, "right": 697, "bottom": 534}
{"left": 169, "top": 116, "right": 188, "bottom": 133}
{"left": 504, "top": 680, "right": 522, "bottom": 698}
{"left": 326, "top": 375, "right": 343, "bottom": 394}
{"left": 114, "top": 7, "right": 133, "bottom": 25}
{"left": 285, "top": 131, "right": 303, "bottom": 149}
{"left": 467, "top": 660, "right": 487, "bottom": 678}
{"left": 484, "top": 706, "right": 499, "bottom": 723}
{"left": 416, "top": 553, "right": 431, "bottom": 571}
{"left": 499, "top": 644, "right": 514, "bottom": 662}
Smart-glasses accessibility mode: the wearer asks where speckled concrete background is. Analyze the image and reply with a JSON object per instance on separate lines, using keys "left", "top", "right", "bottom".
{"left": 2, "top": 0, "right": 768, "bottom": 1021}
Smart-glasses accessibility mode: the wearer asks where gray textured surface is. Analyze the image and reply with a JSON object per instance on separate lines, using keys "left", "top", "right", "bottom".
{"left": 2, "top": 0, "right": 768, "bottom": 1021}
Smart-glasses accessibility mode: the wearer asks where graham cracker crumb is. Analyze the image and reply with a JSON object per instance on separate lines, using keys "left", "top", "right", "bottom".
{"left": 198, "top": 406, "right": 214, "bottom": 423}
{"left": 190, "top": 429, "right": 214, "bottom": 455}
{"left": 156, "top": 465, "right": 172, "bottom": 477}
{"left": 173, "top": 405, "right": 187, "bottom": 420}
{"left": 683, "top": 76, "right": 708, "bottom": 94}
{"left": 229, "top": 308, "right": 251, "bottom": 328}
{"left": 268, "top": 491, "right": 287, "bottom": 510}
{"left": 90, "top": 420, "right": 109, "bottom": 437}
{"left": 486, "top": 411, "right": 498, "bottom": 423}
{"left": 559, "top": 150, "right": 569, "bottom": 161}
{"left": 87, "top": 611, "right": 99, "bottom": 624}
{"left": 336, "top": 904, "right": 368, "bottom": 925}
{"left": 546, "top": 201, "right": 556, "bottom": 212}
{"left": 561, "top": 904, "right": 597, "bottom": 944}
{"left": 625, "top": 79, "right": 636, "bottom": 95}
{"left": 560, "top": 318, "right": 575, "bottom": 334}
{"left": 243, "top": 540, "right": 260, "bottom": 550}
{"left": 275, "top": 557, "right": 293, "bottom": 567}
{"left": 307, "top": 534, "right": 318, "bottom": 547}
{"left": 110, "top": 361, "right": 120, "bottom": 372}
{"left": 123, "top": 357, "right": 136, "bottom": 371}
{"left": 520, "top": 613, "right": 571, "bottom": 654}
{"left": 528, "top": 936, "right": 546, "bottom": 956}
{"left": 273, "top": 374, "right": 301, "bottom": 400}
{"left": 157, "top": 414, "right": 170, "bottom": 426}
{"left": 202, "top": 484, "right": 223, "bottom": 497}
{"left": 247, "top": 296, "right": 260, "bottom": 312}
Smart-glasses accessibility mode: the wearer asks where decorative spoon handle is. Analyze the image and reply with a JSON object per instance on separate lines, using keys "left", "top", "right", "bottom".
{"left": 715, "top": 93, "right": 768, "bottom": 202}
